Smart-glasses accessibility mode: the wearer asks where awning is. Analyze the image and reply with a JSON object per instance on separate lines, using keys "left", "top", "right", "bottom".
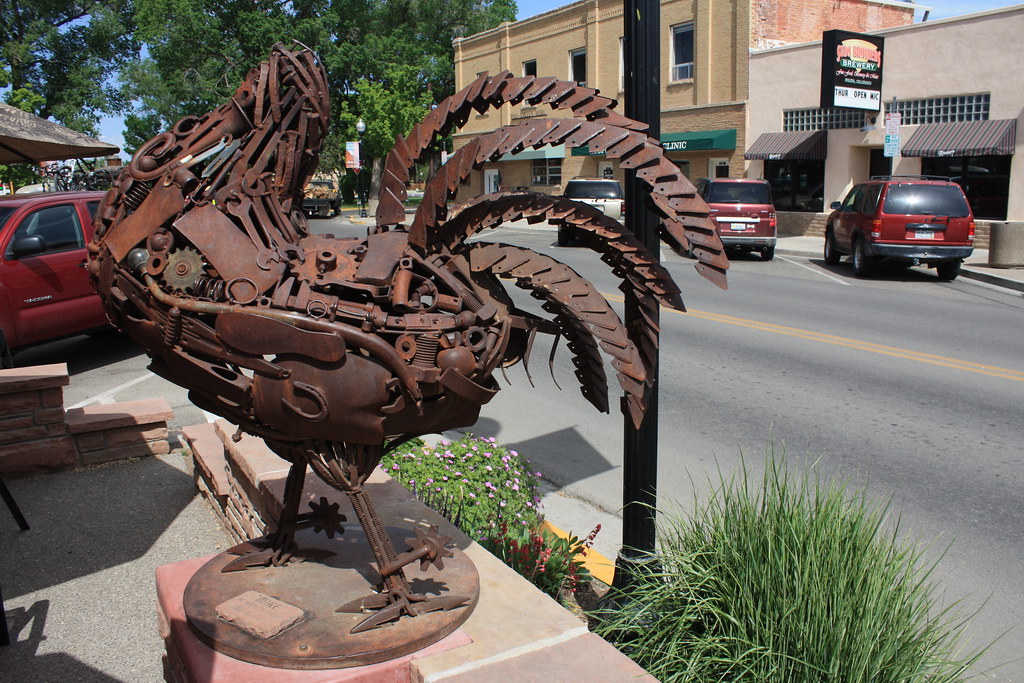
{"left": 660, "top": 128, "right": 736, "bottom": 152}
{"left": 572, "top": 128, "right": 736, "bottom": 156}
{"left": 901, "top": 119, "right": 1016, "bottom": 158}
{"left": 500, "top": 144, "right": 565, "bottom": 162}
{"left": 0, "top": 102, "right": 119, "bottom": 164}
{"left": 744, "top": 131, "right": 827, "bottom": 160}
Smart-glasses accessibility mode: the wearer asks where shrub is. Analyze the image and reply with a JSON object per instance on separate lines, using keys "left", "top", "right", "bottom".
{"left": 481, "top": 522, "right": 600, "bottom": 599}
{"left": 381, "top": 434, "right": 543, "bottom": 540}
{"left": 590, "top": 455, "right": 985, "bottom": 682}
{"left": 381, "top": 434, "right": 600, "bottom": 600}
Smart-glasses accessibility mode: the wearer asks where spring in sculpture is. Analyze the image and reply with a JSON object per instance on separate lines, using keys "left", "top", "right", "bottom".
{"left": 88, "top": 44, "right": 727, "bottom": 641}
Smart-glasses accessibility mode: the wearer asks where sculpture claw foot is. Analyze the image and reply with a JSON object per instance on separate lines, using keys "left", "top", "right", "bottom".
{"left": 337, "top": 588, "right": 471, "bottom": 634}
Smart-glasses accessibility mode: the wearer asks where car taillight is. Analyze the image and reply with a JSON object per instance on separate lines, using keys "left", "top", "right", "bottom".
{"left": 768, "top": 215, "right": 776, "bottom": 229}
{"left": 870, "top": 219, "right": 882, "bottom": 239}
{"left": 968, "top": 221, "right": 975, "bottom": 242}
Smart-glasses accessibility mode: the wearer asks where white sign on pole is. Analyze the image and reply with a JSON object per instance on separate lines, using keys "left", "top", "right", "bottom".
{"left": 883, "top": 112, "right": 901, "bottom": 158}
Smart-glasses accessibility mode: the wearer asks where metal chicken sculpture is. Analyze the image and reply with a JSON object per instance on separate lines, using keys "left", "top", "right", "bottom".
{"left": 88, "top": 43, "right": 726, "bottom": 655}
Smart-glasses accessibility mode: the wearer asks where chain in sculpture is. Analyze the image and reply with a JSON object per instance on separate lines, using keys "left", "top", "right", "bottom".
{"left": 87, "top": 44, "right": 727, "bottom": 668}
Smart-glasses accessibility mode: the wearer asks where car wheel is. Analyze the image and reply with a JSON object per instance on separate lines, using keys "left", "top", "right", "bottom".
{"left": 0, "top": 329, "right": 13, "bottom": 369}
{"left": 936, "top": 259, "right": 961, "bottom": 281}
{"left": 824, "top": 228, "right": 840, "bottom": 265}
{"left": 761, "top": 246, "right": 775, "bottom": 261}
{"left": 852, "top": 238, "right": 874, "bottom": 277}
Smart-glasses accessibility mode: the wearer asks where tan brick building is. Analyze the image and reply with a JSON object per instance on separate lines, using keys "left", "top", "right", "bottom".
{"left": 451, "top": 0, "right": 915, "bottom": 196}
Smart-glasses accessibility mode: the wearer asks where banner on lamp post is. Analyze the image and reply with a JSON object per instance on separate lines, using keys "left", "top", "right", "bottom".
{"left": 345, "top": 141, "right": 361, "bottom": 170}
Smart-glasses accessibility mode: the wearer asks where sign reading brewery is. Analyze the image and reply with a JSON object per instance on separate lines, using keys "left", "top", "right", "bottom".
{"left": 820, "top": 30, "right": 884, "bottom": 111}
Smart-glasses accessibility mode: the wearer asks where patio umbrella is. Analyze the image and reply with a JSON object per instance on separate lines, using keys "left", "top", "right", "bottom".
{"left": 0, "top": 102, "right": 119, "bottom": 164}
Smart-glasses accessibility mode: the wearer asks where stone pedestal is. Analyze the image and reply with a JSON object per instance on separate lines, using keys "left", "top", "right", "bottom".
{"left": 157, "top": 555, "right": 472, "bottom": 682}
{"left": 988, "top": 222, "right": 1024, "bottom": 268}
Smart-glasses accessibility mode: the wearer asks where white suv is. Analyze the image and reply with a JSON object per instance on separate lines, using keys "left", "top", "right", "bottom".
{"left": 557, "top": 178, "right": 623, "bottom": 246}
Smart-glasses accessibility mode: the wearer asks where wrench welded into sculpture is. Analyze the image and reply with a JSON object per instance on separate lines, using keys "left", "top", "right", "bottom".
{"left": 87, "top": 43, "right": 728, "bottom": 634}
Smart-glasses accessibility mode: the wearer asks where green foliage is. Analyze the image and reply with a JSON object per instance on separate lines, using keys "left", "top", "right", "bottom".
{"left": 0, "top": 1, "right": 138, "bottom": 133}
{"left": 480, "top": 523, "right": 598, "bottom": 599}
{"left": 590, "top": 454, "right": 986, "bottom": 682}
{"left": 382, "top": 434, "right": 543, "bottom": 539}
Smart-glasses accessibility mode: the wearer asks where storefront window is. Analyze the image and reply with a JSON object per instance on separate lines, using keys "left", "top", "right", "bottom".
{"left": 921, "top": 155, "right": 1010, "bottom": 220}
{"left": 532, "top": 158, "right": 563, "bottom": 186}
{"left": 764, "top": 160, "right": 825, "bottom": 212}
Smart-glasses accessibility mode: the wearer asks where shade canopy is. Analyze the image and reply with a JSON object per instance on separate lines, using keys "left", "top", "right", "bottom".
{"left": 0, "top": 102, "right": 119, "bottom": 164}
{"left": 744, "top": 130, "right": 827, "bottom": 160}
{"left": 901, "top": 119, "right": 1017, "bottom": 158}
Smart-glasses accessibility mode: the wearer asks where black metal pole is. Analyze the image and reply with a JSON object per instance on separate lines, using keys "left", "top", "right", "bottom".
{"left": 614, "top": 0, "right": 661, "bottom": 589}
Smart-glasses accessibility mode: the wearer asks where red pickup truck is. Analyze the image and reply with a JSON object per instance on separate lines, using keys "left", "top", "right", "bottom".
{"left": 0, "top": 191, "right": 110, "bottom": 368}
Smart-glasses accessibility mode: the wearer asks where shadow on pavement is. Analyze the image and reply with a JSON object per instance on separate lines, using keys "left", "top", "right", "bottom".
{"left": 11, "top": 331, "right": 144, "bottom": 376}
{"left": 0, "top": 456, "right": 195, "bottom": 598}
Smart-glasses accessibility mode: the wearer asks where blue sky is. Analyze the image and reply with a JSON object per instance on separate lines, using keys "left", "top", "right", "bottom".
{"left": 97, "top": 0, "right": 1021, "bottom": 154}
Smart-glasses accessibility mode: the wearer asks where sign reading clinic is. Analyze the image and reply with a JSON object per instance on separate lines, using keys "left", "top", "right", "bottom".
{"left": 820, "top": 30, "right": 884, "bottom": 111}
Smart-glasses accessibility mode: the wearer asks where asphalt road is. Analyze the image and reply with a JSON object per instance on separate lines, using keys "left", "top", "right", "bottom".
{"left": 12, "top": 214, "right": 1023, "bottom": 679}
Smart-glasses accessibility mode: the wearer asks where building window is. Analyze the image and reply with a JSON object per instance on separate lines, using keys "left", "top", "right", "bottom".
{"left": 570, "top": 49, "right": 586, "bottom": 86}
{"left": 523, "top": 60, "right": 537, "bottom": 78}
{"left": 532, "top": 158, "right": 562, "bottom": 186}
{"left": 672, "top": 23, "right": 694, "bottom": 81}
{"left": 764, "top": 160, "right": 825, "bottom": 212}
{"left": 783, "top": 108, "right": 864, "bottom": 131}
{"left": 922, "top": 154, "right": 1009, "bottom": 220}
{"left": 886, "top": 94, "right": 990, "bottom": 125}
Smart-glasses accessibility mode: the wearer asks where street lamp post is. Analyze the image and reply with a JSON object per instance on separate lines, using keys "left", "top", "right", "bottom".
{"left": 356, "top": 118, "right": 367, "bottom": 217}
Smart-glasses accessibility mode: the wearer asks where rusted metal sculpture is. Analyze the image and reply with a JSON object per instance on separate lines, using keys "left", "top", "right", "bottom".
{"left": 88, "top": 43, "right": 727, "bottom": 665}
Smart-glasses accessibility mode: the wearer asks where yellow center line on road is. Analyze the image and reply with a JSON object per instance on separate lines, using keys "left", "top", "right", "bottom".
{"left": 602, "top": 293, "right": 1024, "bottom": 382}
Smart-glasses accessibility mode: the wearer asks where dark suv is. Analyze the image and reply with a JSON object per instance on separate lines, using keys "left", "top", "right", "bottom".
{"left": 0, "top": 191, "right": 110, "bottom": 367}
{"left": 825, "top": 176, "right": 974, "bottom": 280}
{"left": 695, "top": 178, "right": 777, "bottom": 260}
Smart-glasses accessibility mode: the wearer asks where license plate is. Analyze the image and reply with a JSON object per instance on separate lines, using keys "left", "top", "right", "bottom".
{"left": 730, "top": 223, "right": 748, "bottom": 231}
{"left": 914, "top": 230, "right": 935, "bottom": 239}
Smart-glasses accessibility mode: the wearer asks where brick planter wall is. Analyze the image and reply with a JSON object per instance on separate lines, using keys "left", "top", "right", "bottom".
{"left": 0, "top": 364, "right": 173, "bottom": 476}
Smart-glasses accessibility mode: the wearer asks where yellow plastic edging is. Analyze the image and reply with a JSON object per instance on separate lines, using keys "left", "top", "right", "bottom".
{"left": 541, "top": 520, "right": 615, "bottom": 586}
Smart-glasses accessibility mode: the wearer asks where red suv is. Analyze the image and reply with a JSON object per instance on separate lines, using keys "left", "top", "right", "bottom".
{"left": 0, "top": 191, "right": 110, "bottom": 368}
{"left": 695, "top": 178, "right": 777, "bottom": 260}
{"left": 824, "top": 176, "right": 974, "bottom": 280}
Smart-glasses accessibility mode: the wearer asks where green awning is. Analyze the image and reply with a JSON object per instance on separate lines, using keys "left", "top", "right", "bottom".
{"left": 572, "top": 128, "right": 736, "bottom": 156}
{"left": 660, "top": 128, "right": 736, "bottom": 152}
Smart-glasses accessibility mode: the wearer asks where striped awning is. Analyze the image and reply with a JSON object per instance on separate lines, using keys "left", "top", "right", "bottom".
{"left": 901, "top": 119, "right": 1016, "bottom": 158}
{"left": 744, "top": 131, "right": 827, "bottom": 160}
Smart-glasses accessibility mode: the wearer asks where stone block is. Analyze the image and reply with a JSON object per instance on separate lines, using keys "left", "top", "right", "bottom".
{"left": 80, "top": 440, "right": 171, "bottom": 466}
{"left": 420, "top": 631, "right": 657, "bottom": 682}
{"left": 40, "top": 387, "right": 65, "bottom": 408}
{"left": 33, "top": 407, "right": 66, "bottom": 425}
{"left": 0, "top": 437, "right": 78, "bottom": 475}
{"left": 104, "top": 424, "right": 168, "bottom": 448}
{"left": 0, "top": 363, "right": 69, "bottom": 394}
{"left": 0, "top": 391, "right": 40, "bottom": 415}
{"left": 65, "top": 398, "right": 173, "bottom": 434}
{"left": 74, "top": 431, "right": 108, "bottom": 452}
{"left": 182, "top": 422, "right": 231, "bottom": 497}
{"left": 0, "top": 414, "right": 34, "bottom": 431}
{"left": 0, "top": 424, "right": 47, "bottom": 446}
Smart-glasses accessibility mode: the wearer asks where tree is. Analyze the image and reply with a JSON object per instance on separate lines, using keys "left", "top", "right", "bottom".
{"left": 0, "top": 1, "right": 138, "bottom": 134}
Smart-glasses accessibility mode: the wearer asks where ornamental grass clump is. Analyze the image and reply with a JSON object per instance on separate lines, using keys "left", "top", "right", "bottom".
{"left": 381, "top": 435, "right": 543, "bottom": 540}
{"left": 590, "top": 455, "right": 986, "bottom": 682}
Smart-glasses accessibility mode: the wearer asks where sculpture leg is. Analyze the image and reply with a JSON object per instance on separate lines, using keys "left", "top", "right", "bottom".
{"left": 222, "top": 459, "right": 343, "bottom": 572}
{"left": 336, "top": 485, "right": 470, "bottom": 633}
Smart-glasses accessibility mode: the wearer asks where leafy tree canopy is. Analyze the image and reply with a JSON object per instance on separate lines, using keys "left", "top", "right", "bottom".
{"left": 0, "top": 0, "right": 139, "bottom": 135}
{"left": 122, "top": 0, "right": 516, "bottom": 171}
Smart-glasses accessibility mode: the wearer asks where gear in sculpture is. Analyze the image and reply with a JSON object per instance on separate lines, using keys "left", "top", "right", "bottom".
{"left": 87, "top": 43, "right": 727, "bottom": 647}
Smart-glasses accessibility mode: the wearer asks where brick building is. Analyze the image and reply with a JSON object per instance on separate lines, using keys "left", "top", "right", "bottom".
{"left": 451, "top": 0, "right": 914, "bottom": 196}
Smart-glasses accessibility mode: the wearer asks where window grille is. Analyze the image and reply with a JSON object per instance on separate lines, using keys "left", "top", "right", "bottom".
{"left": 531, "top": 158, "right": 562, "bottom": 186}
{"left": 885, "top": 94, "right": 989, "bottom": 125}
